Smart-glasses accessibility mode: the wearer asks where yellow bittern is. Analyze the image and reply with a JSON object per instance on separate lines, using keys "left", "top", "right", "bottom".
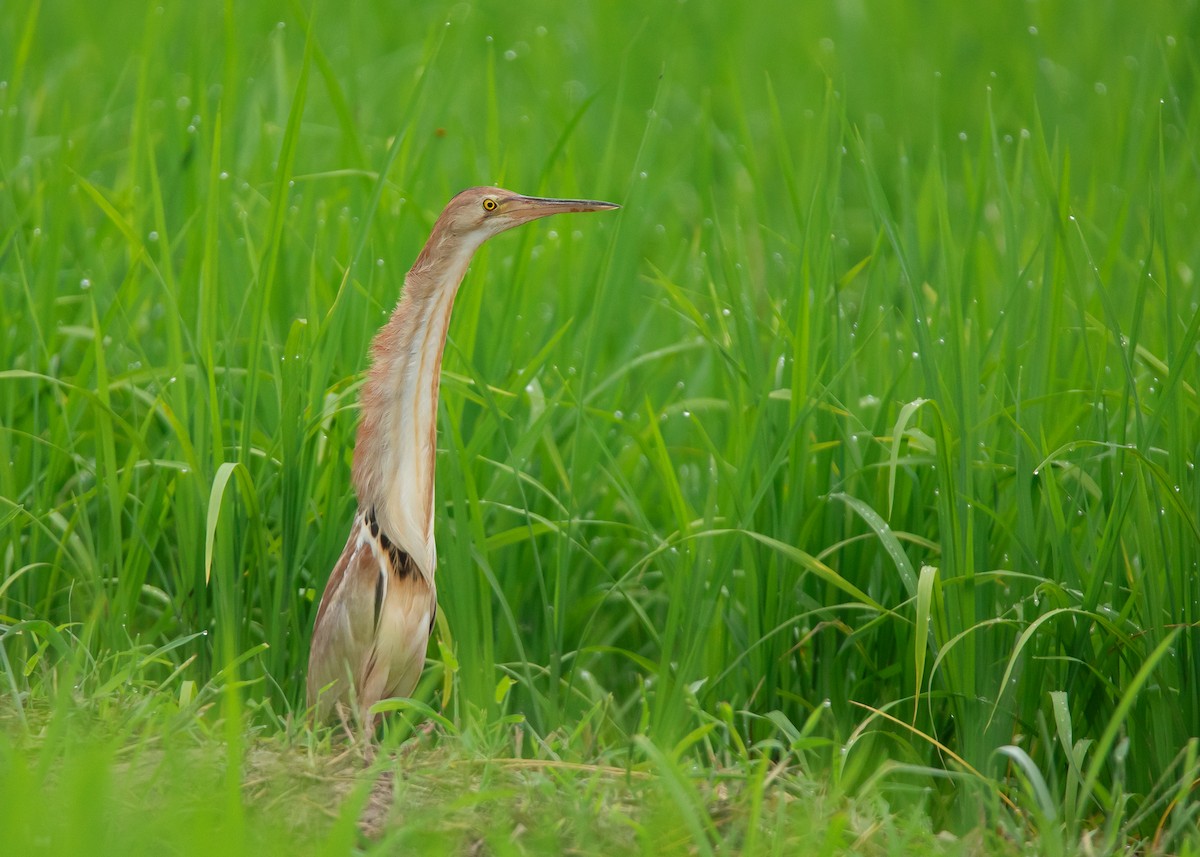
{"left": 307, "top": 186, "right": 618, "bottom": 723}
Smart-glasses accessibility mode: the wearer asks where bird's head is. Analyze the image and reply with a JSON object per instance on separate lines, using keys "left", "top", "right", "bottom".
{"left": 437, "top": 186, "right": 619, "bottom": 244}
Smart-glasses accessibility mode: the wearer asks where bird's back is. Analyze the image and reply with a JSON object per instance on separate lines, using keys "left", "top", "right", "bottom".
{"left": 307, "top": 510, "right": 436, "bottom": 722}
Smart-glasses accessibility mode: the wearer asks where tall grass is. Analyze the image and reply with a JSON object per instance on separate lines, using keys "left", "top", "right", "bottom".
{"left": 2, "top": 0, "right": 1199, "bottom": 850}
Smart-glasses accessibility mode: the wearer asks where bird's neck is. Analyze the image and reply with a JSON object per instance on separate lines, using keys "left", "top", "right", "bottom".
{"left": 351, "top": 232, "right": 479, "bottom": 578}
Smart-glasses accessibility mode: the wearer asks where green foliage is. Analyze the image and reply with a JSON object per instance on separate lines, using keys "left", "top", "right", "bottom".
{"left": 2, "top": 0, "right": 1199, "bottom": 852}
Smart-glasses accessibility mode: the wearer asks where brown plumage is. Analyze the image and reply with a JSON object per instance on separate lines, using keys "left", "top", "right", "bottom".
{"left": 306, "top": 186, "right": 618, "bottom": 724}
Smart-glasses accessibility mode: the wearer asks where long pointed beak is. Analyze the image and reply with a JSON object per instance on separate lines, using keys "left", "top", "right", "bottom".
{"left": 506, "top": 194, "right": 620, "bottom": 224}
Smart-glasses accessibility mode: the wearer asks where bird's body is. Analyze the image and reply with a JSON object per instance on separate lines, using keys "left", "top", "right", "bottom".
{"left": 307, "top": 186, "right": 617, "bottom": 723}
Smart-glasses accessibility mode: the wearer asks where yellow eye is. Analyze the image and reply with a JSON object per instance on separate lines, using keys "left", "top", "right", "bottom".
{"left": 482, "top": 198, "right": 498, "bottom": 212}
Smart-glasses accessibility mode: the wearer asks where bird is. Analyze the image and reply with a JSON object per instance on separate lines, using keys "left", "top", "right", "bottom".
{"left": 306, "top": 186, "right": 619, "bottom": 725}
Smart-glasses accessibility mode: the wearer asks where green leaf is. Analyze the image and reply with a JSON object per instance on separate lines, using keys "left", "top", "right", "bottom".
{"left": 832, "top": 492, "right": 917, "bottom": 597}
{"left": 887, "top": 398, "right": 930, "bottom": 518}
